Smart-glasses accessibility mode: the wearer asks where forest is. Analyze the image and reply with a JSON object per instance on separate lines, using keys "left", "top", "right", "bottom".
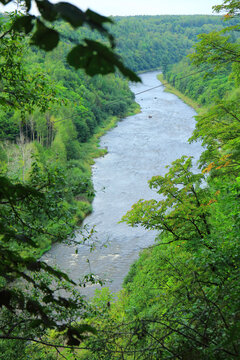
{"left": 0, "top": 0, "right": 239, "bottom": 359}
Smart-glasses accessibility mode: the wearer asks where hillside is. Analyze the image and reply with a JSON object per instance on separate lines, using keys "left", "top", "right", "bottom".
{"left": 0, "top": 3, "right": 240, "bottom": 359}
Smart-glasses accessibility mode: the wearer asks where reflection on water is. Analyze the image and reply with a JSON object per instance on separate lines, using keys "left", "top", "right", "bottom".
{"left": 43, "top": 71, "right": 202, "bottom": 296}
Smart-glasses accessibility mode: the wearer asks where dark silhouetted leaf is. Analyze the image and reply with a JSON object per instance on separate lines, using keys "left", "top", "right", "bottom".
{"left": 74, "top": 324, "right": 97, "bottom": 336}
{"left": 36, "top": 0, "right": 57, "bottom": 22}
{"left": 31, "top": 20, "right": 59, "bottom": 51}
{"left": 12, "top": 15, "right": 35, "bottom": 34}
{"left": 25, "top": 0, "right": 31, "bottom": 12}
{"left": 67, "top": 43, "right": 114, "bottom": 75}
{"left": 67, "top": 335, "right": 80, "bottom": 346}
{"left": 41, "top": 261, "right": 76, "bottom": 284}
{"left": 0, "top": 0, "right": 12, "bottom": 4}
{"left": 85, "top": 9, "right": 115, "bottom": 47}
{"left": 85, "top": 9, "right": 113, "bottom": 25}
{"left": 54, "top": 2, "right": 85, "bottom": 28}
{"left": 67, "top": 40, "right": 141, "bottom": 81}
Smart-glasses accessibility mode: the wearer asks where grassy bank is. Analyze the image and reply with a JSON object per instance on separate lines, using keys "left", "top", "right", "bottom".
{"left": 157, "top": 73, "right": 201, "bottom": 112}
{"left": 78, "top": 101, "right": 141, "bottom": 169}
{"left": 45, "top": 101, "right": 141, "bottom": 254}
{"left": 1, "top": 101, "right": 140, "bottom": 259}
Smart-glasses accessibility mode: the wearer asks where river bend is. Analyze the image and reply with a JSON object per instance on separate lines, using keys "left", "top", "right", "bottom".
{"left": 43, "top": 71, "right": 202, "bottom": 296}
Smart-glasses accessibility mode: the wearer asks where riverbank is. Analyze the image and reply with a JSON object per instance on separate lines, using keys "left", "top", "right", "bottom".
{"left": 137, "top": 67, "right": 162, "bottom": 75}
{"left": 157, "top": 73, "right": 201, "bottom": 112}
{"left": 44, "top": 71, "right": 203, "bottom": 296}
{"left": 77, "top": 101, "right": 141, "bottom": 170}
{"left": 41, "top": 101, "right": 141, "bottom": 256}
{"left": 1, "top": 99, "right": 140, "bottom": 260}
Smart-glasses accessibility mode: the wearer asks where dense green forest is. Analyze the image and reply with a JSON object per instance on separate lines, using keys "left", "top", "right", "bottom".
{"left": 112, "top": 14, "right": 238, "bottom": 72}
{"left": 1, "top": 11, "right": 235, "bottom": 257}
{"left": 61, "top": 14, "right": 238, "bottom": 72}
{"left": 0, "top": 0, "right": 240, "bottom": 359}
{"left": 0, "top": 13, "right": 139, "bottom": 257}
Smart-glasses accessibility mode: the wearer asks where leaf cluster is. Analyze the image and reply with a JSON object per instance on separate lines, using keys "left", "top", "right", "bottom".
{"left": 3, "top": 0, "right": 140, "bottom": 81}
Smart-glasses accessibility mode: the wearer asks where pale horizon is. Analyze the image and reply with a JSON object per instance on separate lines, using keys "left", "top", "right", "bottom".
{"left": 0, "top": 0, "right": 221, "bottom": 17}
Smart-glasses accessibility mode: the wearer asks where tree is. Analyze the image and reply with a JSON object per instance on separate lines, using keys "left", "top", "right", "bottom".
{"left": 76, "top": 2, "right": 240, "bottom": 358}
{"left": 0, "top": 0, "right": 140, "bottom": 82}
{"left": 0, "top": 14, "right": 58, "bottom": 113}
{"left": 1, "top": 0, "right": 239, "bottom": 358}
{"left": 213, "top": 0, "right": 240, "bottom": 17}
{"left": 73, "top": 158, "right": 239, "bottom": 359}
{"left": 110, "top": 2, "right": 240, "bottom": 358}
{"left": 0, "top": 1, "right": 140, "bottom": 355}
{"left": 188, "top": 1, "right": 240, "bottom": 169}
{"left": 122, "top": 156, "right": 213, "bottom": 251}
{"left": 0, "top": 159, "right": 100, "bottom": 343}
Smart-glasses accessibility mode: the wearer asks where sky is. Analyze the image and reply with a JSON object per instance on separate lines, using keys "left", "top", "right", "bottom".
{"left": 68, "top": 0, "right": 219, "bottom": 16}
{"left": 0, "top": 0, "right": 220, "bottom": 16}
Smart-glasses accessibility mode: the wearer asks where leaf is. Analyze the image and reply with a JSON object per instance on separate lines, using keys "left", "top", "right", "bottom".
{"left": 26, "top": 299, "right": 45, "bottom": 315}
{"left": 0, "top": 0, "right": 12, "bottom": 4}
{"left": 14, "top": 234, "right": 38, "bottom": 247}
{"left": 66, "top": 324, "right": 96, "bottom": 345}
{"left": 67, "top": 43, "right": 114, "bottom": 75}
{"left": 25, "top": 0, "right": 31, "bottom": 12}
{"left": 54, "top": 2, "right": 85, "bottom": 28}
{"left": 74, "top": 324, "right": 97, "bottom": 336}
{"left": 31, "top": 20, "right": 59, "bottom": 51}
{"left": 36, "top": 0, "right": 57, "bottom": 22}
{"left": 30, "top": 319, "right": 43, "bottom": 329}
{"left": 41, "top": 261, "right": 76, "bottom": 285}
{"left": 12, "top": 15, "right": 35, "bottom": 34}
{"left": 26, "top": 261, "right": 42, "bottom": 271}
{"left": 67, "top": 40, "right": 141, "bottom": 82}
{"left": 85, "top": 8, "right": 113, "bottom": 26}
{"left": 67, "top": 334, "right": 80, "bottom": 346}
{"left": 85, "top": 9, "right": 115, "bottom": 47}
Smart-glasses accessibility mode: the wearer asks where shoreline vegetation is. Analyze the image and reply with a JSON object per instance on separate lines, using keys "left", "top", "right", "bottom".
{"left": 137, "top": 67, "right": 162, "bottom": 75}
{"left": 1, "top": 100, "right": 140, "bottom": 260}
{"left": 1, "top": 6, "right": 240, "bottom": 358}
{"left": 157, "top": 73, "right": 201, "bottom": 112}
{"left": 41, "top": 100, "right": 141, "bottom": 256}
{"left": 12, "top": 69, "right": 203, "bottom": 260}
{"left": 75, "top": 101, "right": 141, "bottom": 169}
{"left": 52, "top": 100, "right": 139, "bottom": 254}
{"left": 2, "top": 13, "right": 234, "bottom": 261}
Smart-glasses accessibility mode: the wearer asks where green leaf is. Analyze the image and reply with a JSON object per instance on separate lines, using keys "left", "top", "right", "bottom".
{"left": 31, "top": 20, "right": 59, "bottom": 51}
{"left": 12, "top": 15, "right": 35, "bottom": 34}
{"left": 85, "top": 9, "right": 115, "bottom": 47}
{"left": 0, "top": 0, "right": 12, "bottom": 4}
{"left": 67, "top": 43, "right": 114, "bottom": 75}
{"left": 36, "top": 0, "right": 57, "bottom": 22}
{"left": 74, "top": 323, "right": 97, "bottom": 336}
{"left": 54, "top": 2, "right": 85, "bottom": 28}
{"left": 25, "top": 0, "right": 31, "bottom": 12}
{"left": 67, "top": 40, "right": 141, "bottom": 81}
{"left": 85, "top": 9, "right": 113, "bottom": 25}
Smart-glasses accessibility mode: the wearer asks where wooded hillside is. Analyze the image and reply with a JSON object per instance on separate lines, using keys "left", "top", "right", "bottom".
{"left": 0, "top": 1, "right": 239, "bottom": 359}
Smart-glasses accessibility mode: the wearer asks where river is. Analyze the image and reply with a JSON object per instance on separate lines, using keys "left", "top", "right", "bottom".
{"left": 43, "top": 71, "right": 202, "bottom": 297}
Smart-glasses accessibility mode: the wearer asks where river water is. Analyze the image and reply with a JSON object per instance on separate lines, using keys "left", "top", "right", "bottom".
{"left": 43, "top": 71, "right": 202, "bottom": 296}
